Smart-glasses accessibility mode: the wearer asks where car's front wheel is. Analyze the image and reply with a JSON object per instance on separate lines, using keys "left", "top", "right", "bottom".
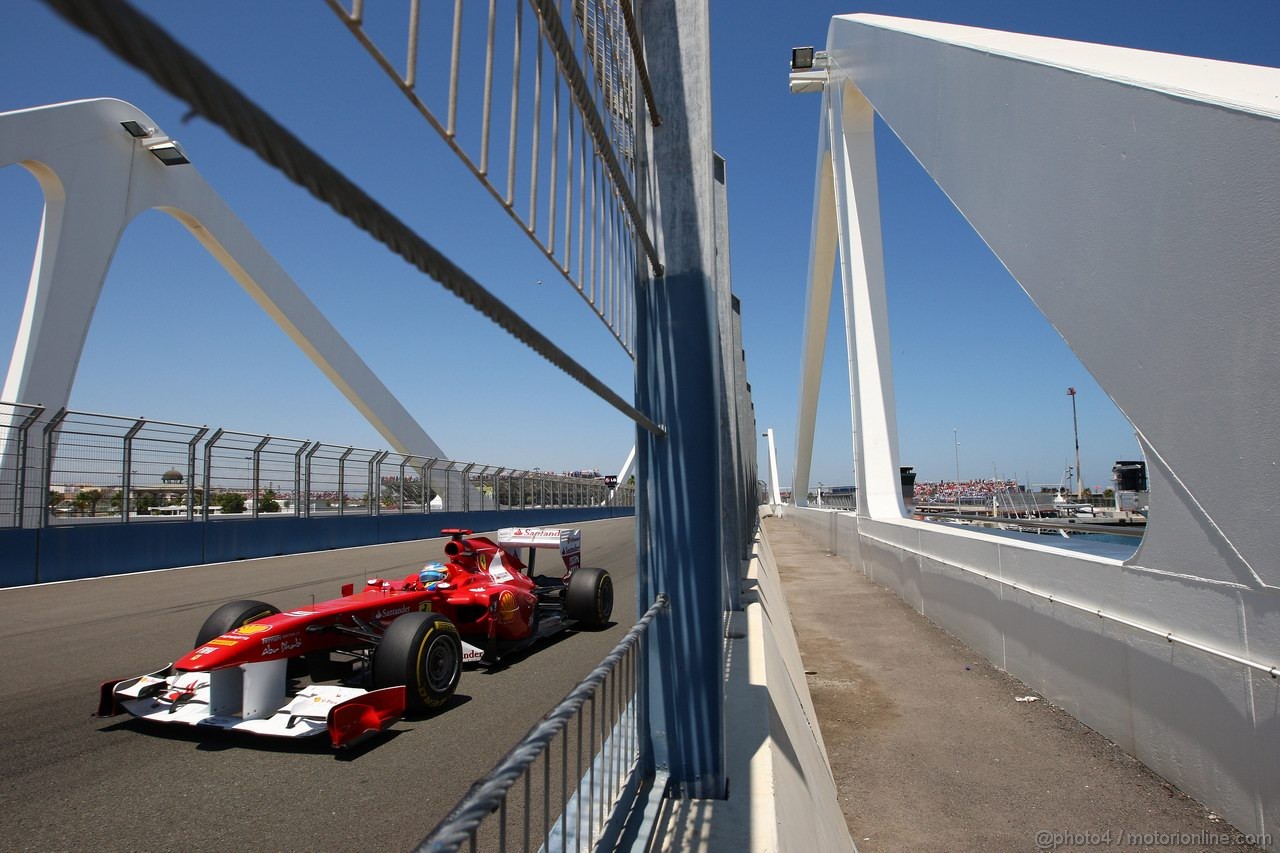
{"left": 194, "top": 599, "right": 280, "bottom": 647}
{"left": 373, "top": 612, "right": 462, "bottom": 712}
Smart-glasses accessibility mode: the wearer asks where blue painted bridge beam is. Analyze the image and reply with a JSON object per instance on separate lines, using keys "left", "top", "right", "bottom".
{"left": 635, "top": 0, "right": 727, "bottom": 800}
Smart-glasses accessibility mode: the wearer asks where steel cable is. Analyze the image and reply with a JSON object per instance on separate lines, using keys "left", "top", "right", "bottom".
{"left": 43, "top": 0, "right": 665, "bottom": 437}
{"left": 618, "top": 0, "right": 662, "bottom": 127}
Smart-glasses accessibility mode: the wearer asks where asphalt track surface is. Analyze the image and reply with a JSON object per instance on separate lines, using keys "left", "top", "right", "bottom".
{"left": 0, "top": 517, "right": 636, "bottom": 852}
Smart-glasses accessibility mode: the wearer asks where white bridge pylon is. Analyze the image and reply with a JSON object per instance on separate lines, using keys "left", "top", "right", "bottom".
{"left": 793, "top": 16, "right": 1280, "bottom": 590}
{"left": 0, "top": 98, "right": 444, "bottom": 459}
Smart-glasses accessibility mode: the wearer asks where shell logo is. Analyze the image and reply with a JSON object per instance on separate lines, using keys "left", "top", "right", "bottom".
{"left": 496, "top": 590, "right": 519, "bottom": 624}
{"left": 233, "top": 623, "right": 272, "bottom": 636}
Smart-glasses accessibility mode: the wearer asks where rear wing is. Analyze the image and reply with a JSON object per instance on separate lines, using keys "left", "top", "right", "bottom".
{"left": 496, "top": 527, "right": 581, "bottom": 573}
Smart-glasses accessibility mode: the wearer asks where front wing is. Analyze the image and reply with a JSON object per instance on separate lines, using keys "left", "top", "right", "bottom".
{"left": 97, "top": 663, "right": 405, "bottom": 749}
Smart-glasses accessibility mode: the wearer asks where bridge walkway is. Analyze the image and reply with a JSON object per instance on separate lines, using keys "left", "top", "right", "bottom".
{"left": 764, "top": 516, "right": 1262, "bottom": 853}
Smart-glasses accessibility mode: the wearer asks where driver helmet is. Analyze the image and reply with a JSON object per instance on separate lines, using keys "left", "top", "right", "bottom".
{"left": 419, "top": 561, "right": 449, "bottom": 588}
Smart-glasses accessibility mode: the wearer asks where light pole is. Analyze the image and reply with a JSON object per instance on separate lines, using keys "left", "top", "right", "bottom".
{"left": 1067, "top": 387, "right": 1082, "bottom": 498}
{"left": 953, "top": 428, "right": 960, "bottom": 482}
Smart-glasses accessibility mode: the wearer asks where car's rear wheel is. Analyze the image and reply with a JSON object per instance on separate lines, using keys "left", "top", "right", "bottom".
{"left": 373, "top": 612, "right": 462, "bottom": 712}
{"left": 195, "top": 599, "right": 279, "bottom": 647}
{"left": 566, "top": 567, "right": 613, "bottom": 629}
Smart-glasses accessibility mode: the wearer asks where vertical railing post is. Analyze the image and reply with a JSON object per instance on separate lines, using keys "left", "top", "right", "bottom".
{"left": 435, "top": 460, "right": 445, "bottom": 512}
{"left": 202, "top": 428, "right": 224, "bottom": 522}
{"left": 121, "top": 418, "right": 144, "bottom": 523}
{"left": 251, "top": 435, "right": 270, "bottom": 519}
{"left": 186, "top": 427, "right": 208, "bottom": 521}
{"left": 422, "top": 460, "right": 434, "bottom": 513}
{"left": 371, "top": 450, "right": 389, "bottom": 515}
{"left": 37, "top": 409, "right": 67, "bottom": 575}
{"left": 635, "top": 0, "right": 726, "bottom": 798}
{"left": 461, "top": 463, "right": 476, "bottom": 512}
{"left": 293, "top": 441, "right": 309, "bottom": 518}
{"left": 303, "top": 442, "right": 322, "bottom": 519}
{"left": 398, "top": 457, "right": 409, "bottom": 514}
{"left": 13, "top": 405, "right": 44, "bottom": 528}
{"left": 337, "top": 447, "right": 354, "bottom": 516}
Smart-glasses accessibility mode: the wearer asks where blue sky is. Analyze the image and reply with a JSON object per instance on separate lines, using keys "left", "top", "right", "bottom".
{"left": 1, "top": 1, "right": 1276, "bottom": 489}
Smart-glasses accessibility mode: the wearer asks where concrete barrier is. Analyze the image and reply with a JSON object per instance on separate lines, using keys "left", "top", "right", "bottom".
{"left": 781, "top": 505, "right": 1278, "bottom": 848}
{"left": 751, "top": 522, "right": 856, "bottom": 852}
{"left": 655, "top": 516, "right": 854, "bottom": 851}
{"left": 0, "top": 505, "right": 634, "bottom": 587}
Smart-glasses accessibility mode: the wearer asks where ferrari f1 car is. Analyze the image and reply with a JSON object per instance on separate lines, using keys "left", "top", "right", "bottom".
{"left": 96, "top": 527, "right": 613, "bottom": 748}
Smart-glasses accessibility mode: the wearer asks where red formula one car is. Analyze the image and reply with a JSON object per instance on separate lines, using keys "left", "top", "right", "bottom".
{"left": 96, "top": 527, "right": 613, "bottom": 748}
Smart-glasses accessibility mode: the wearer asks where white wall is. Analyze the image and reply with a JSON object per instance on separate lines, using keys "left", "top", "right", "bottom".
{"left": 753, "top": 516, "right": 857, "bottom": 852}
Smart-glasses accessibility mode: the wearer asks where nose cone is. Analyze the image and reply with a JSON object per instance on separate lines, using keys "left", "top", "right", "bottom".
{"left": 175, "top": 617, "right": 303, "bottom": 671}
{"left": 175, "top": 636, "right": 250, "bottom": 671}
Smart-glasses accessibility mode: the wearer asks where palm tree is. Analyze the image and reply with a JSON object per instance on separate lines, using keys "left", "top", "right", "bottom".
{"left": 76, "top": 489, "right": 104, "bottom": 517}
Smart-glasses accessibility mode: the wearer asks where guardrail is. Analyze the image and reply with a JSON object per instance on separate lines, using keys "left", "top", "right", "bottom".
{"left": 0, "top": 402, "right": 633, "bottom": 529}
{"left": 922, "top": 512, "right": 1145, "bottom": 538}
{"left": 418, "top": 593, "right": 669, "bottom": 853}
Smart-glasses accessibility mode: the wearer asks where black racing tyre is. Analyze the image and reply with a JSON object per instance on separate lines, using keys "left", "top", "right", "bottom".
{"left": 373, "top": 612, "right": 462, "bottom": 712}
{"left": 565, "top": 567, "right": 613, "bottom": 629}
{"left": 195, "top": 599, "right": 279, "bottom": 647}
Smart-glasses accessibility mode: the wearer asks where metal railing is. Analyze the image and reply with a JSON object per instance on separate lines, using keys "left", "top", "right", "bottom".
{"left": 326, "top": 0, "right": 661, "bottom": 354}
{"left": 812, "top": 492, "right": 855, "bottom": 510}
{"left": 419, "top": 593, "right": 668, "bottom": 853}
{"left": 0, "top": 402, "right": 45, "bottom": 528}
{"left": 0, "top": 402, "right": 634, "bottom": 528}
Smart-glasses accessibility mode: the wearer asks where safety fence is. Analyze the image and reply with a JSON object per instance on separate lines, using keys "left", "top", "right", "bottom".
{"left": 418, "top": 593, "right": 667, "bottom": 853}
{"left": 326, "top": 0, "right": 660, "bottom": 354}
{"left": 0, "top": 402, "right": 44, "bottom": 529}
{"left": 0, "top": 402, "right": 633, "bottom": 529}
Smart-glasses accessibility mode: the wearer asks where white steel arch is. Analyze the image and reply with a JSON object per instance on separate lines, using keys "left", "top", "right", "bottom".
{"left": 794, "top": 15, "right": 1280, "bottom": 589}
{"left": 0, "top": 98, "right": 444, "bottom": 459}
{"left": 791, "top": 15, "right": 1280, "bottom": 842}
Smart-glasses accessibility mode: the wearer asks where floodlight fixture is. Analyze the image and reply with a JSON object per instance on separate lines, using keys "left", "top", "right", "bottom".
{"left": 789, "top": 47, "right": 829, "bottom": 95}
{"left": 120, "top": 120, "right": 152, "bottom": 138}
{"left": 146, "top": 140, "right": 190, "bottom": 166}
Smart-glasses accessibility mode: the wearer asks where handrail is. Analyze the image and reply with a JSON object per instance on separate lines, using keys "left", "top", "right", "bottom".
{"left": 922, "top": 512, "right": 1146, "bottom": 538}
{"left": 417, "top": 592, "right": 670, "bottom": 853}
